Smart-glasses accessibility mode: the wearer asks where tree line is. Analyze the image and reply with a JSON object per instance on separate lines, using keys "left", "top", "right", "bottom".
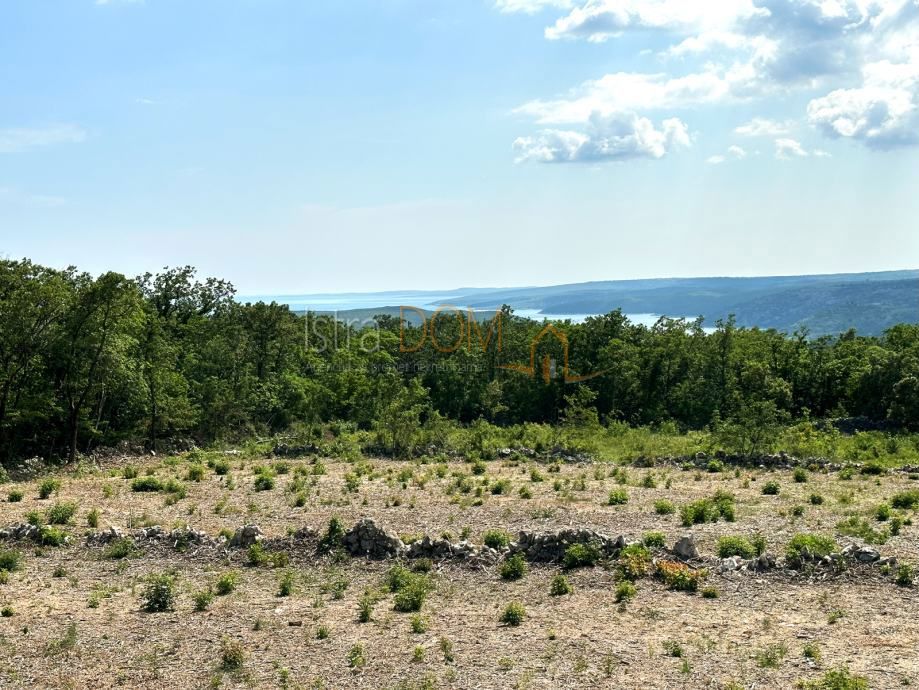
{"left": 1, "top": 258, "right": 917, "bottom": 464}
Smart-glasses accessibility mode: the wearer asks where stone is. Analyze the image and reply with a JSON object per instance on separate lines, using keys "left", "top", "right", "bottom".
{"left": 229, "top": 524, "right": 263, "bottom": 548}
{"left": 672, "top": 535, "right": 699, "bottom": 560}
{"left": 855, "top": 546, "right": 881, "bottom": 563}
{"left": 342, "top": 518, "right": 406, "bottom": 559}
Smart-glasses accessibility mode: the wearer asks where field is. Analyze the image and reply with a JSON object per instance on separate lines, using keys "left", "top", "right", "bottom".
{"left": 0, "top": 448, "right": 917, "bottom": 689}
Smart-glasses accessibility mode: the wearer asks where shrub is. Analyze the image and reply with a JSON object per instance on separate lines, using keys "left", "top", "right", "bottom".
{"left": 756, "top": 643, "right": 787, "bottom": 669}
{"left": 490, "top": 479, "right": 511, "bottom": 495}
{"left": 216, "top": 571, "right": 239, "bottom": 595}
{"left": 122, "top": 465, "right": 138, "bottom": 479}
{"left": 277, "top": 569, "right": 295, "bottom": 597}
{"left": 221, "top": 638, "right": 245, "bottom": 670}
{"left": 318, "top": 516, "right": 345, "bottom": 553}
{"left": 562, "top": 542, "right": 603, "bottom": 570}
{"left": 141, "top": 572, "right": 177, "bottom": 612}
{"left": 131, "top": 476, "right": 163, "bottom": 492}
{"left": 607, "top": 489, "right": 629, "bottom": 505}
{"left": 798, "top": 668, "right": 868, "bottom": 690}
{"left": 706, "top": 460, "right": 724, "bottom": 473}
{"left": 46, "top": 501, "right": 77, "bottom": 525}
{"left": 500, "top": 553, "right": 527, "bottom": 580}
{"left": 393, "top": 574, "right": 431, "bottom": 612}
{"left": 891, "top": 490, "right": 919, "bottom": 510}
{"left": 500, "top": 601, "right": 525, "bottom": 626}
{"left": 410, "top": 614, "right": 428, "bottom": 633}
{"left": 86, "top": 508, "right": 99, "bottom": 528}
{"left": 793, "top": 467, "right": 808, "bottom": 483}
{"left": 701, "top": 586, "right": 719, "bottom": 598}
{"left": 0, "top": 550, "right": 22, "bottom": 572}
{"left": 7, "top": 490, "right": 22, "bottom": 503}
{"left": 39, "top": 526, "right": 67, "bottom": 546}
{"left": 680, "top": 492, "right": 735, "bottom": 526}
{"left": 213, "top": 459, "right": 231, "bottom": 475}
{"left": 895, "top": 563, "right": 914, "bottom": 587}
{"left": 316, "top": 625, "right": 330, "bottom": 639}
{"left": 38, "top": 478, "right": 60, "bottom": 499}
{"left": 483, "top": 529, "right": 512, "bottom": 550}
{"left": 875, "top": 503, "right": 891, "bottom": 521}
{"left": 549, "top": 574, "right": 572, "bottom": 596}
{"left": 618, "top": 544, "right": 651, "bottom": 581}
{"left": 656, "top": 560, "right": 706, "bottom": 592}
{"left": 786, "top": 533, "right": 838, "bottom": 566}
{"left": 103, "top": 537, "right": 136, "bottom": 560}
{"left": 253, "top": 474, "right": 275, "bottom": 492}
{"left": 186, "top": 464, "right": 206, "bottom": 481}
{"left": 642, "top": 531, "right": 666, "bottom": 548}
{"left": 654, "top": 500, "right": 675, "bottom": 515}
{"left": 358, "top": 592, "right": 374, "bottom": 622}
{"left": 347, "top": 643, "right": 366, "bottom": 668}
{"left": 809, "top": 493, "right": 825, "bottom": 505}
{"left": 762, "top": 481, "right": 781, "bottom": 495}
{"left": 716, "top": 536, "right": 755, "bottom": 559}
{"left": 193, "top": 588, "right": 214, "bottom": 611}
{"left": 836, "top": 516, "right": 888, "bottom": 545}
{"left": 614, "top": 580, "right": 636, "bottom": 602}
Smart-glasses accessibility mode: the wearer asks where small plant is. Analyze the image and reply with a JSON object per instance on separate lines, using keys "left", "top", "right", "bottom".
{"left": 347, "top": 643, "right": 366, "bottom": 668}
{"left": 410, "top": 614, "right": 428, "bottom": 633}
{"left": 798, "top": 668, "right": 868, "bottom": 690}
{"left": 483, "top": 529, "right": 512, "bottom": 549}
{"left": 793, "top": 467, "right": 808, "bottom": 483}
{"left": 762, "top": 481, "right": 781, "bottom": 495}
{"left": 38, "top": 478, "right": 61, "bottom": 499}
{"left": 500, "top": 553, "right": 528, "bottom": 580}
{"left": 662, "top": 640, "right": 683, "bottom": 657}
{"left": 39, "top": 526, "right": 67, "bottom": 546}
{"left": 131, "top": 476, "right": 163, "bottom": 492}
{"left": 607, "top": 489, "right": 629, "bottom": 505}
{"left": 756, "top": 642, "right": 787, "bottom": 668}
{"left": 562, "top": 542, "right": 603, "bottom": 570}
{"left": 680, "top": 491, "right": 735, "bottom": 526}
{"left": 656, "top": 560, "right": 706, "bottom": 592}
{"left": 7, "top": 490, "right": 23, "bottom": 503}
{"left": 654, "top": 499, "right": 675, "bottom": 515}
{"left": 220, "top": 638, "right": 245, "bottom": 670}
{"left": 803, "top": 642, "right": 821, "bottom": 662}
{"left": 141, "top": 572, "right": 177, "bottom": 612}
{"left": 500, "top": 601, "right": 525, "bottom": 626}
{"left": 875, "top": 503, "right": 891, "bottom": 521}
{"left": 103, "top": 537, "right": 136, "bottom": 560}
{"left": 618, "top": 544, "right": 651, "bottom": 581}
{"left": 786, "top": 533, "right": 838, "bottom": 566}
{"left": 550, "top": 574, "right": 572, "bottom": 596}
{"left": 277, "top": 569, "right": 295, "bottom": 597}
{"left": 701, "top": 586, "right": 719, "bottom": 598}
{"left": 412, "top": 645, "right": 425, "bottom": 662}
{"left": 193, "top": 588, "right": 214, "bottom": 611}
{"left": 358, "top": 592, "right": 374, "bottom": 622}
{"left": 393, "top": 574, "right": 431, "bottom": 612}
{"left": 46, "top": 501, "right": 78, "bottom": 525}
{"left": 86, "top": 508, "right": 99, "bottom": 528}
{"left": 439, "top": 636, "right": 455, "bottom": 662}
{"left": 318, "top": 516, "right": 345, "bottom": 553}
{"left": 716, "top": 536, "right": 755, "bottom": 559}
{"left": 642, "top": 531, "right": 666, "bottom": 548}
{"left": 891, "top": 490, "right": 919, "bottom": 510}
{"left": 809, "top": 493, "right": 825, "bottom": 505}
{"left": 895, "top": 563, "right": 914, "bottom": 587}
{"left": 215, "top": 571, "right": 239, "bottom": 595}
{"left": 186, "top": 464, "right": 206, "bottom": 481}
{"left": 0, "top": 550, "right": 22, "bottom": 572}
{"left": 615, "top": 580, "right": 637, "bottom": 602}
{"left": 316, "top": 624, "right": 330, "bottom": 639}
{"left": 253, "top": 474, "right": 275, "bottom": 491}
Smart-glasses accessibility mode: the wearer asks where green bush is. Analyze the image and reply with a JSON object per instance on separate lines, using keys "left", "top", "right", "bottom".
{"left": 618, "top": 544, "right": 651, "bottom": 581}
{"left": 762, "top": 481, "right": 781, "bottom": 495}
{"left": 393, "top": 574, "right": 431, "bottom": 612}
{"left": 253, "top": 474, "right": 275, "bottom": 491}
{"left": 318, "top": 516, "right": 345, "bottom": 553}
{"left": 131, "top": 476, "right": 163, "bottom": 492}
{"left": 103, "top": 537, "right": 136, "bottom": 560}
{"left": 642, "top": 531, "right": 666, "bottom": 548}
{"left": 38, "top": 478, "right": 60, "bottom": 499}
{"left": 193, "top": 588, "right": 214, "bottom": 611}
{"left": 607, "top": 489, "right": 629, "bottom": 505}
{"left": 809, "top": 493, "right": 825, "bottom": 505}
{"left": 654, "top": 500, "right": 675, "bottom": 515}
{"left": 215, "top": 571, "right": 239, "bottom": 595}
{"left": 891, "top": 490, "right": 919, "bottom": 510}
{"left": 483, "top": 529, "right": 512, "bottom": 549}
{"left": 141, "top": 572, "right": 178, "bottom": 612}
{"left": 186, "top": 464, "right": 206, "bottom": 481}
{"left": 786, "top": 533, "right": 838, "bottom": 566}
{"left": 39, "top": 526, "right": 67, "bottom": 546}
{"left": 614, "top": 580, "right": 636, "bottom": 602}
{"left": 46, "top": 501, "right": 77, "bottom": 525}
{"left": 716, "top": 536, "right": 755, "bottom": 559}
{"left": 680, "top": 491, "right": 735, "bottom": 526}
{"left": 500, "top": 601, "right": 525, "bottom": 626}
{"left": 895, "top": 563, "right": 914, "bottom": 587}
{"left": 798, "top": 668, "right": 868, "bottom": 690}
{"left": 0, "top": 550, "right": 22, "bottom": 572}
{"left": 549, "top": 574, "right": 572, "bottom": 596}
{"left": 7, "top": 490, "right": 23, "bottom": 503}
{"left": 500, "top": 553, "right": 527, "bottom": 580}
{"left": 793, "top": 467, "right": 808, "bottom": 483}
{"left": 562, "top": 542, "right": 603, "bottom": 570}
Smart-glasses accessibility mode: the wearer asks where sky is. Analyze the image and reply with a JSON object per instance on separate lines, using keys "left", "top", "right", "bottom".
{"left": 1, "top": 0, "right": 919, "bottom": 294}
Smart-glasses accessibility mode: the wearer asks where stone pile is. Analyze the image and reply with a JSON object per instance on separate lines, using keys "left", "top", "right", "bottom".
{"left": 511, "top": 528, "right": 629, "bottom": 562}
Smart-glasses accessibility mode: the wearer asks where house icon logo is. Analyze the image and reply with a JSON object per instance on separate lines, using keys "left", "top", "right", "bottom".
{"left": 499, "top": 322, "right": 605, "bottom": 384}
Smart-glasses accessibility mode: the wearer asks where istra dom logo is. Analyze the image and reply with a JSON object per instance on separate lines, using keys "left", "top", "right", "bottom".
{"left": 499, "top": 322, "right": 605, "bottom": 384}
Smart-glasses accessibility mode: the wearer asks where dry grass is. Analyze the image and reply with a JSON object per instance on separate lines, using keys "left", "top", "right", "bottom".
{"left": 0, "top": 453, "right": 917, "bottom": 688}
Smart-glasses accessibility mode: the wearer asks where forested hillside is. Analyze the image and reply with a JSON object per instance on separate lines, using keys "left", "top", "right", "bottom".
{"left": 1, "top": 258, "right": 918, "bottom": 465}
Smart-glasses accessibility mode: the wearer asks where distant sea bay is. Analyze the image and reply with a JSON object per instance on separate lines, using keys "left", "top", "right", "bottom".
{"left": 239, "top": 293, "right": 683, "bottom": 328}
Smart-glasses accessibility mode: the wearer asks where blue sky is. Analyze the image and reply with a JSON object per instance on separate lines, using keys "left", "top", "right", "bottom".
{"left": 1, "top": 0, "right": 918, "bottom": 293}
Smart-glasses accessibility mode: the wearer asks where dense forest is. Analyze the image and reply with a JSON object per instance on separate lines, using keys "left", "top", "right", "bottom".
{"left": 1, "top": 258, "right": 917, "bottom": 465}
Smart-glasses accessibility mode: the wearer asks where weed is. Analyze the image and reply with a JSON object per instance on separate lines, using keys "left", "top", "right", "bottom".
{"left": 141, "top": 572, "right": 177, "bottom": 612}
{"left": 550, "top": 574, "right": 572, "bottom": 596}
{"left": 500, "top": 601, "right": 525, "bottom": 626}
{"left": 500, "top": 553, "right": 527, "bottom": 580}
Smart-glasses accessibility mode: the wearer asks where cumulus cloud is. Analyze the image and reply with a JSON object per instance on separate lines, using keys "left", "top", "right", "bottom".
{"left": 775, "top": 137, "right": 809, "bottom": 158}
{"left": 0, "top": 124, "right": 87, "bottom": 154}
{"left": 707, "top": 144, "right": 748, "bottom": 163}
{"left": 807, "top": 56, "right": 919, "bottom": 148}
{"left": 734, "top": 117, "right": 795, "bottom": 136}
{"left": 513, "top": 111, "right": 690, "bottom": 163}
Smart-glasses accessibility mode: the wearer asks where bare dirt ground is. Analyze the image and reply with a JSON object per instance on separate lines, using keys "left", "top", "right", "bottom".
{"left": 0, "top": 452, "right": 916, "bottom": 689}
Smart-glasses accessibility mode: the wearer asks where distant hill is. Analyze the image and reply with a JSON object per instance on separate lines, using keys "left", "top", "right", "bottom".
{"left": 243, "top": 270, "right": 919, "bottom": 337}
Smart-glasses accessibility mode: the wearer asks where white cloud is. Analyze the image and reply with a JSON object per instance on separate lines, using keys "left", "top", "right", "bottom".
{"left": 707, "top": 144, "right": 748, "bottom": 164}
{"left": 727, "top": 144, "right": 748, "bottom": 158}
{"left": 775, "top": 137, "right": 810, "bottom": 158}
{"left": 734, "top": 117, "right": 795, "bottom": 136}
{"left": 706, "top": 154, "right": 727, "bottom": 164}
{"left": 495, "top": 0, "right": 572, "bottom": 13}
{"left": 807, "top": 55, "right": 919, "bottom": 148}
{"left": 543, "top": 0, "right": 768, "bottom": 42}
{"left": 513, "top": 111, "right": 690, "bottom": 163}
{"left": 0, "top": 124, "right": 87, "bottom": 154}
